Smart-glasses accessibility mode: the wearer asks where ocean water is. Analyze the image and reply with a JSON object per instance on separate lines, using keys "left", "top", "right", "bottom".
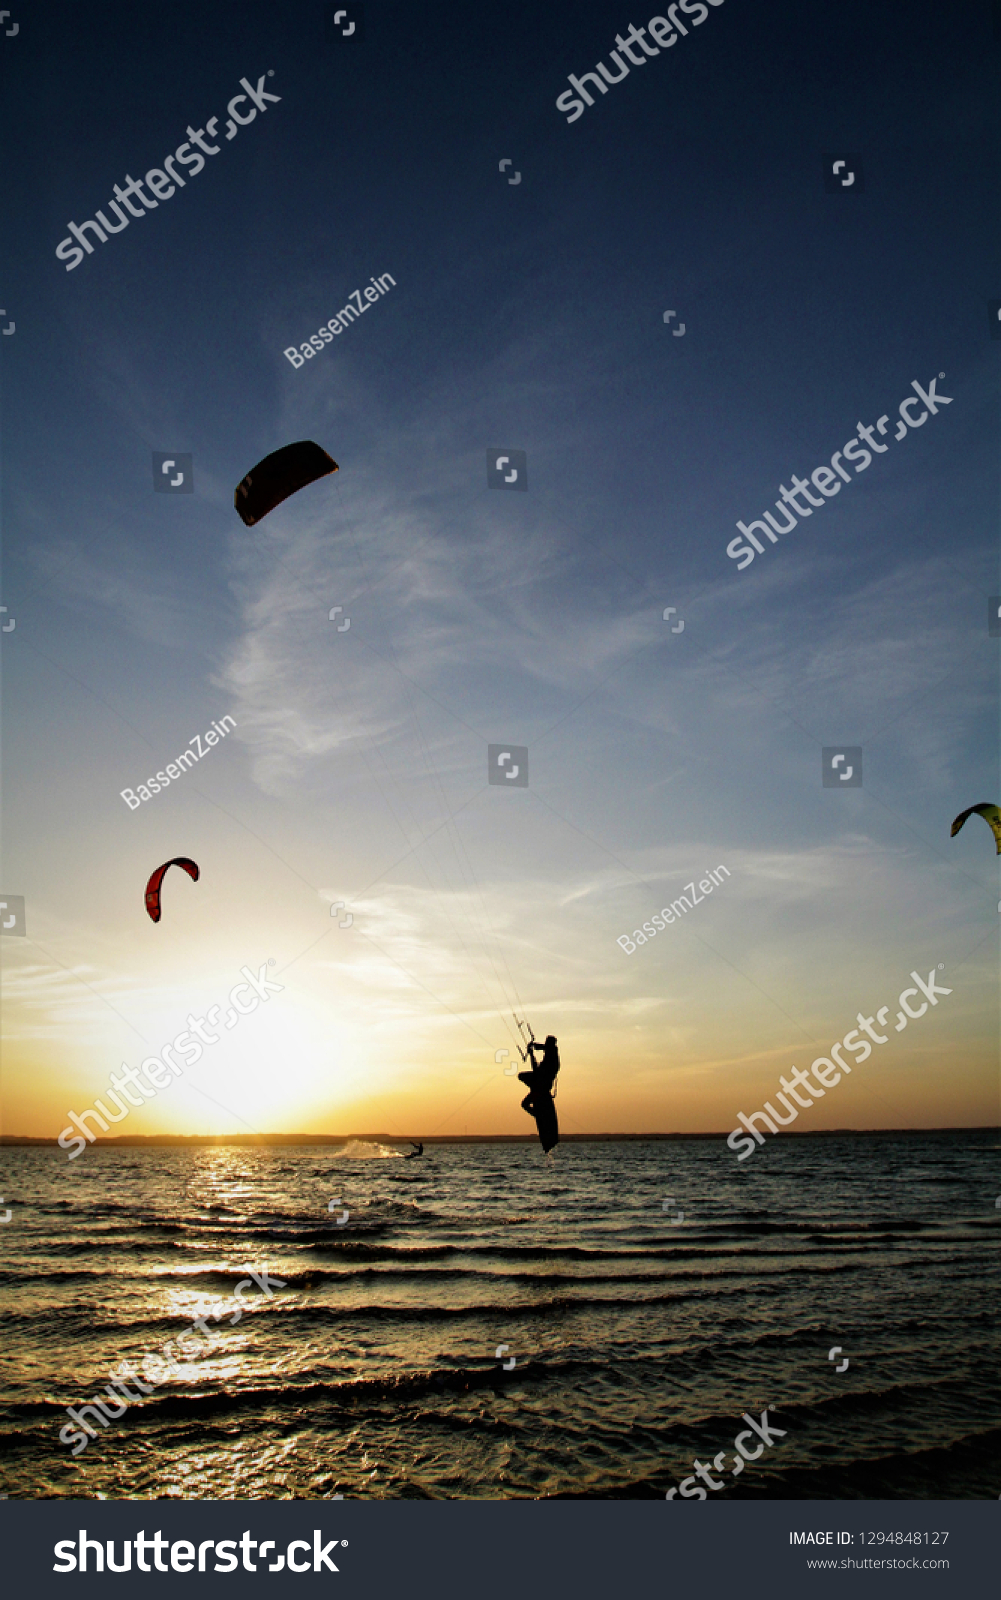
{"left": 0, "top": 1131, "right": 998, "bottom": 1500}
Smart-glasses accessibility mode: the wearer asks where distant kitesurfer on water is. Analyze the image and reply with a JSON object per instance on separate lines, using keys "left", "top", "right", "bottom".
{"left": 518, "top": 1033, "right": 560, "bottom": 1154}
{"left": 405, "top": 1141, "right": 424, "bottom": 1159}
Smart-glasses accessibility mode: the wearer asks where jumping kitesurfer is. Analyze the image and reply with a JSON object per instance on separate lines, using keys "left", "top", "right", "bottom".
{"left": 518, "top": 1034, "right": 560, "bottom": 1153}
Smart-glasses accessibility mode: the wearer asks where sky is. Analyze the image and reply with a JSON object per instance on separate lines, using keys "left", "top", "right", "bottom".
{"left": 1, "top": 0, "right": 998, "bottom": 1145}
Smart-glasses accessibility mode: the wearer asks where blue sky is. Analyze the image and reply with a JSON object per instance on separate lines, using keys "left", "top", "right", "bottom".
{"left": 1, "top": 0, "right": 998, "bottom": 1142}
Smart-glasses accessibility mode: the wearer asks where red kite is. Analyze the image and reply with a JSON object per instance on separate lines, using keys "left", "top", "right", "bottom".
{"left": 145, "top": 857, "right": 200, "bottom": 923}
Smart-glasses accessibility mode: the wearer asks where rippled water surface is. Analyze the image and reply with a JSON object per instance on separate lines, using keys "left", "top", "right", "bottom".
{"left": 1, "top": 1132, "right": 998, "bottom": 1499}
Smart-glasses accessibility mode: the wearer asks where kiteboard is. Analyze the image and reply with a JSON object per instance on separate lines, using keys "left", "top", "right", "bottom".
{"left": 532, "top": 1094, "right": 559, "bottom": 1154}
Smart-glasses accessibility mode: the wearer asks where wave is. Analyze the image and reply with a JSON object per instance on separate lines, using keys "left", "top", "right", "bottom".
{"left": 7, "top": 1369, "right": 996, "bottom": 1444}
{"left": 17, "top": 1210, "right": 989, "bottom": 1244}
{"left": 330, "top": 1140, "right": 405, "bottom": 1160}
{"left": 1, "top": 1270, "right": 914, "bottom": 1338}
{"left": 541, "top": 1423, "right": 1001, "bottom": 1500}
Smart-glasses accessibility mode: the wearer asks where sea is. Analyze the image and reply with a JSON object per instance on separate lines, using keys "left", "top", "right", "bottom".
{"left": 1, "top": 1130, "right": 998, "bottom": 1500}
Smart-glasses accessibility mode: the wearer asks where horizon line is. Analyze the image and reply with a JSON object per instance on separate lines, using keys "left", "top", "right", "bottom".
{"left": 1, "top": 1125, "right": 996, "bottom": 1148}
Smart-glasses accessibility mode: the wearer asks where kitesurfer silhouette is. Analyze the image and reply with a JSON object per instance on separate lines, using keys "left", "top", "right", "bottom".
{"left": 518, "top": 1035, "right": 560, "bottom": 1153}
{"left": 405, "top": 1141, "right": 424, "bottom": 1159}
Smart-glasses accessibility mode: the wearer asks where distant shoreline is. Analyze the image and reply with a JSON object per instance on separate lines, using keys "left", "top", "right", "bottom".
{"left": 0, "top": 1127, "right": 994, "bottom": 1148}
